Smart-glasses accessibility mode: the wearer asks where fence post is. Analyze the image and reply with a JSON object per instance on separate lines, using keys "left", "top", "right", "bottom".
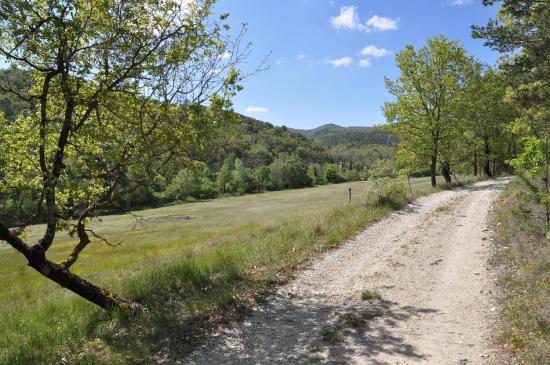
{"left": 348, "top": 187, "right": 352, "bottom": 203}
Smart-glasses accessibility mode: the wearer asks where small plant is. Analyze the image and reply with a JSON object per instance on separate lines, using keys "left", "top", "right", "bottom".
{"left": 435, "top": 204, "right": 452, "bottom": 213}
{"left": 361, "top": 290, "right": 382, "bottom": 301}
{"left": 320, "top": 326, "right": 344, "bottom": 344}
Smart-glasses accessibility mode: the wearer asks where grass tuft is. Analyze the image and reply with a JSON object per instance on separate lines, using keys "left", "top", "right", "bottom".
{"left": 361, "top": 290, "right": 382, "bottom": 301}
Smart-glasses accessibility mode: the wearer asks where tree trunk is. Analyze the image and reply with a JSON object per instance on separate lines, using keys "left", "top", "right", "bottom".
{"left": 430, "top": 156, "right": 437, "bottom": 187}
{"left": 473, "top": 151, "right": 478, "bottom": 176}
{"left": 29, "top": 254, "right": 136, "bottom": 310}
{"left": 483, "top": 136, "right": 493, "bottom": 177}
{"left": 441, "top": 161, "right": 452, "bottom": 184}
{"left": 0, "top": 223, "right": 136, "bottom": 311}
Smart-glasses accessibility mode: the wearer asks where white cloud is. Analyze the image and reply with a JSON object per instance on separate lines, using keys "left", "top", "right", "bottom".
{"left": 366, "top": 15, "right": 398, "bottom": 31}
{"left": 330, "top": 6, "right": 366, "bottom": 31}
{"left": 360, "top": 45, "right": 391, "bottom": 58}
{"left": 246, "top": 106, "right": 269, "bottom": 113}
{"left": 358, "top": 59, "right": 371, "bottom": 68}
{"left": 328, "top": 57, "right": 353, "bottom": 67}
{"left": 296, "top": 54, "right": 309, "bottom": 61}
{"left": 275, "top": 58, "right": 286, "bottom": 65}
{"left": 330, "top": 7, "right": 398, "bottom": 32}
{"left": 449, "top": 0, "right": 474, "bottom": 5}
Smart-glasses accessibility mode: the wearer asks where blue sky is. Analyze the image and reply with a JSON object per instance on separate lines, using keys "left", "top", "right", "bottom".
{"left": 216, "top": 0, "right": 500, "bottom": 129}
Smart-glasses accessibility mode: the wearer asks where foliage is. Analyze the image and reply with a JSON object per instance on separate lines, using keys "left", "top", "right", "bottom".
{"left": 0, "top": 0, "right": 247, "bottom": 309}
{"left": 474, "top": 0, "right": 550, "bottom": 224}
{"left": 324, "top": 164, "right": 340, "bottom": 183}
{"left": 292, "top": 123, "right": 398, "bottom": 148}
{"left": 362, "top": 177, "right": 408, "bottom": 208}
{"left": 165, "top": 168, "right": 218, "bottom": 201}
{"left": 0, "top": 68, "right": 34, "bottom": 120}
{"left": 459, "top": 66, "right": 518, "bottom": 177}
{"left": 383, "top": 36, "right": 475, "bottom": 186}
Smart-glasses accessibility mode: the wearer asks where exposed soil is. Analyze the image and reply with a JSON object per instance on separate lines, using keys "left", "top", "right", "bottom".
{"left": 185, "top": 178, "right": 511, "bottom": 365}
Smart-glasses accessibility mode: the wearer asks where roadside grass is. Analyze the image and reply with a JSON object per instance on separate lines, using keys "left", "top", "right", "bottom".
{"left": 0, "top": 177, "right": 476, "bottom": 364}
{"left": 491, "top": 177, "right": 550, "bottom": 364}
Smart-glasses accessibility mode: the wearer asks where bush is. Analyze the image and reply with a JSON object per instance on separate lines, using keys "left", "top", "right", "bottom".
{"left": 409, "top": 167, "right": 432, "bottom": 178}
{"left": 362, "top": 177, "right": 408, "bottom": 208}
{"left": 324, "top": 163, "right": 344, "bottom": 183}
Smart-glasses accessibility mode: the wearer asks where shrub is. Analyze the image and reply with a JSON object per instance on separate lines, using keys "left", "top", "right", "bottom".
{"left": 362, "top": 177, "right": 408, "bottom": 208}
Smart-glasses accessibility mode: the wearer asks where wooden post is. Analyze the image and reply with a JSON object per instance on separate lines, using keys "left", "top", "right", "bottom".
{"left": 348, "top": 187, "right": 352, "bottom": 203}
{"left": 407, "top": 174, "right": 413, "bottom": 196}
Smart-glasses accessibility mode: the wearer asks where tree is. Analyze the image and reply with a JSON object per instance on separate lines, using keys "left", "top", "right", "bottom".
{"left": 255, "top": 165, "right": 273, "bottom": 191}
{"left": 216, "top": 157, "right": 235, "bottom": 194}
{"left": 324, "top": 164, "right": 339, "bottom": 183}
{"left": 270, "top": 157, "right": 288, "bottom": 190}
{"left": 383, "top": 36, "right": 474, "bottom": 186}
{"left": 0, "top": 0, "right": 247, "bottom": 310}
{"left": 473, "top": 0, "right": 549, "bottom": 225}
{"left": 460, "top": 66, "right": 518, "bottom": 177}
{"left": 284, "top": 154, "right": 312, "bottom": 188}
{"left": 233, "top": 158, "right": 256, "bottom": 193}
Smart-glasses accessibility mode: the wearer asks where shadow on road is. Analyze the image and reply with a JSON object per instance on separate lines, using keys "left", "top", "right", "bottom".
{"left": 186, "top": 296, "right": 437, "bottom": 364}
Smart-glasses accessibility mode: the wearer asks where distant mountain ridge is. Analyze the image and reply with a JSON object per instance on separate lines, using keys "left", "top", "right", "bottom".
{"left": 290, "top": 123, "right": 398, "bottom": 148}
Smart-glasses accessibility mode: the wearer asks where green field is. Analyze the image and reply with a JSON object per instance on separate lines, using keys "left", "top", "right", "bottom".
{"left": 0, "top": 177, "right": 461, "bottom": 364}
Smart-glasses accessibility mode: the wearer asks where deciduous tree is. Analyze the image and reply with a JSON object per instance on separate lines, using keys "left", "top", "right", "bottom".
{"left": 383, "top": 36, "right": 473, "bottom": 186}
{"left": 0, "top": 0, "right": 247, "bottom": 310}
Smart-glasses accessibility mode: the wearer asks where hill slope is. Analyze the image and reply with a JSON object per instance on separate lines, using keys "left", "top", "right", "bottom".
{"left": 291, "top": 123, "right": 398, "bottom": 148}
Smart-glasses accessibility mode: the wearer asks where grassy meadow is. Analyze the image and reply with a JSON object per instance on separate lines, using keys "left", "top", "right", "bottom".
{"left": 0, "top": 176, "right": 468, "bottom": 364}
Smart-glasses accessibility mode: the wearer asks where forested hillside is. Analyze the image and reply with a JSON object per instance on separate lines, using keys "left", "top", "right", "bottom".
{"left": 292, "top": 123, "right": 398, "bottom": 148}
{"left": 0, "top": 68, "right": 394, "bottom": 227}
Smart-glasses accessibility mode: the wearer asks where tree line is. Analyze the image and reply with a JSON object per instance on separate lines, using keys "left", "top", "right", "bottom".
{"left": 384, "top": 36, "right": 519, "bottom": 186}
{"left": 384, "top": 0, "right": 548, "bottom": 224}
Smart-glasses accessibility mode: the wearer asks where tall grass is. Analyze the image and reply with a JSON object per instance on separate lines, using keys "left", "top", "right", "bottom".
{"left": 491, "top": 178, "right": 550, "bottom": 364}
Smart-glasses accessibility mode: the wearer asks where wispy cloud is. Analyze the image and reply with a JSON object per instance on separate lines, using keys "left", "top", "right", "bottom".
{"left": 246, "top": 106, "right": 269, "bottom": 113}
{"left": 296, "top": 54, "right": 309, "bottom": 61}
{"left": 365, "top": 15, "right": 398, "bottom": 31}
{"left": 330, "top": 6, "right": 398, "bottom": 32}
{"left": 360, "top": 45, "right": 391, "bottom": 58}
{"left": 448, "top": 0, "right": 474, "bottom": 5}
{"left": 358, "top": 59, "right": 371, "bottom": 68}
{"left": 327, "top": 57, "right": 353, "bottom": 67}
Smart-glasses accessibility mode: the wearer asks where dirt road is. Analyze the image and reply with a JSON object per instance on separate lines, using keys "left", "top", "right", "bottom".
{"left": 186, "top": 178, "right": 510, "bottom": 365}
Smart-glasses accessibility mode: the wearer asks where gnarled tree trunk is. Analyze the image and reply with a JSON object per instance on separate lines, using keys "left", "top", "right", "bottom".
{"left": 0, "top": 223, "right": 136, "bottom": 311}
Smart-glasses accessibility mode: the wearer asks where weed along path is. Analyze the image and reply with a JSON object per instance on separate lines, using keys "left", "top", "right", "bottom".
{"left": 186, "top": 178, "right": 511, "bottom": 365}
